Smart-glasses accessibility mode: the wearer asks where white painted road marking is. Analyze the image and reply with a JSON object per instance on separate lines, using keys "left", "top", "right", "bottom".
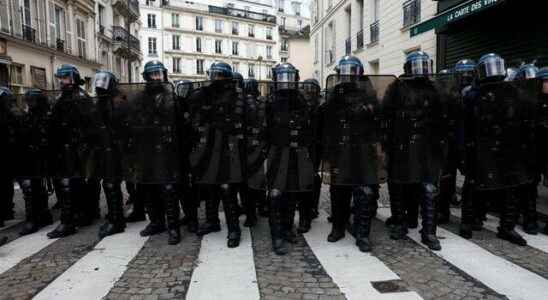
{"left": 450, "top": 208, "right": 548, "bottom": 254}
{"left": 0, "top": 222, "right": 59, "bottom": 274}
{"left": 186, "top": 216, "right": 259, "bottom": 300}
{"left": 33, "top": 221, "right": 149, "bottom": 300}
{"left": 377, "top": 208, "right": 548, "bottom": 300}
{"left": 304, "top": 211, "right": 422, "bottom": 300}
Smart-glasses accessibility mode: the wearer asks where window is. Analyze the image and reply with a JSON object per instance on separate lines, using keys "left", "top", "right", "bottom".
{"left": 267, "top": 66, "right": 272, "bottom": 79}
{"left": 196, "top": 16, "right": 203, "bottom": 31}
{"left": 373, "top": 0, "right": 380, "bottom": 21}
{"left": 314, "top": 36, "right": 318, "bottom": 63}
{"left": 244, "top": 6, "right": 250, "bottom": 16}
{"left": 173, "top": 57, "right": 181, "bottom": 73}
{"left": 281, "top": 39, "right": 288, "bottom": 51}
{"left": 145, "top": 0, "right": 154, "bottom": 6}
{"left": 266, "top": 45, "right": 272, "bottom": 59}
{"left": 266, "top": 27, "right": 273, "bottom": 40}
{"left": 233, "top": 62, "right": 240, "bottom": 72}
{"left": 292, "top": 1, "right": 301, "bottom": 16}
{"left": 76, "top": 18, "right": 86, "bottom": 59}
{"left": 31, "top": 66, "right": 47, "bottom": 89}
{"left": 10, "top": 64, "right": 24, "bottom": 85}
{"left": 403, "top": 0, "right": 421, "bottom": 28}
{"left": 328, "top": 0, "right": 333, "bottom": 9}
{"left": 98, "top": 5, "right": 105, "bottom": 30}
{"left": 232, "top": 41, "right": 239, "bottom": 56}
{"left": 215, "top": 19, "right": 223, "bottom": 33}
{"left": 147, "top": 14, "right": 156, "bottom": 28}
{"left": 172, "top": 35, "right": 180, "bottom": 50}
{"left": 215, "top": 40, "right": 222, "bottom": 54}
{"left": 196, "top": 59, "right": 204, "bottom": 74}
{"left": 281, "top": 17, "right": 286, "bottom": 29}
{"left": 172, "top": 13, "right": 180, "bottom": 28}
{"left": 232, "top": 22, "right": 239, "bottom": 35}
{"left": 248, "top": 25, "right": 255, "bottom": 38}
{"left": 281, "top": 57, "right": 288, "bottom": 63}
{"left": 248, "top": 63, "right": 255, "bottom": 78}
{"left": 50, "top": 4, "right": 66, "bottom": 48}
{"left": 196, "top": 37, "right": 202, "bottom": 52}
{"left": 148, "top": 37, "right": 157, "bottom": 56}
{"left": 298, "top": 19, "right": 302, "bottom": 30}
{"left": 227, "top": 3, "right": 234, "bottom": 8}
{"left": 278, "top": 0, "right": 285, "bottom": 12}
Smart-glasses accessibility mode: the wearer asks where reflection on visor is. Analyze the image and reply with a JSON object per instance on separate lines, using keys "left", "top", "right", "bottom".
{"left": 410, "top": 59, "right": 432, "bottom": 75}
{"left": 276, "top": 72, "right": 296, "bottom": 83}
{"left": 94, "top": 74, "right": 111, "bottom": 90}
{"left": 339, "top": 64, "right": 361, "bottom": 75}
{"left": 481, "top": 57, "right": 505, "bottom": 78}
{"left": 209, "top": 70, "right": 228, "bottom": 80}
{"left": 524, "top": 68, "right": 537, "bottom": 79}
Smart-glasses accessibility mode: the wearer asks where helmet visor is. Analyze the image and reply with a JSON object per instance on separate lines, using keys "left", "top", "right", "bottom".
{"left": 147, "top": 70, "right": 165, "bottom": 82}
{"left": 410, "top": 58, "right": 432, "bottom": 75}
{"left": 276, "top": 72, "right": 296, "bottom": 83}
{"left": 208, "top": 69, "right": 230, "bottom": 81}
{"left": 94, "top": 73, "right": 112, "bottom": 91}
{"left": 339, "top": 64, "right": 362, "bottom": 76}
{"left": 480, "top": 57, "right": 505, "bottom": 78}
{"left": 523, "top": 68, "right": 537, "bottom": 79}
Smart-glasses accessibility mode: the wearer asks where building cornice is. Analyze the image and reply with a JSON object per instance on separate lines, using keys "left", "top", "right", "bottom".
{"left": 164, "top": 27, "right": 277, "bottom": 45}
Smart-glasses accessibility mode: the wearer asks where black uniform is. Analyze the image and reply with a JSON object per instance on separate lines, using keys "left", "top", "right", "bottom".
{"left": 0, "top": 92, "right": 16, "bottom": 226}
{"left": 187, "top": 79, "right": 246, "bottom": 247}
{"left": 383, "top": 76, "right": 447, "bottom": 250}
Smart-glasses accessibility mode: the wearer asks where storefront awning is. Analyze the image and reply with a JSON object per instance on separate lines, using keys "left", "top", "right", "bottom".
{"left": 410, "top": 0, "right": 506, "bottom": 37}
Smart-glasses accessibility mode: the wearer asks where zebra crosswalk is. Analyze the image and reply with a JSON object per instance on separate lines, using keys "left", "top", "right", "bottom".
{"left": 1, "top": 186, "right": 548, "bottom": 300}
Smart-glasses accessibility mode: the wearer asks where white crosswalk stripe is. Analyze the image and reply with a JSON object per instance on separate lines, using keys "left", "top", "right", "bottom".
{"left": 185, "top": 216, "right": 260, "bottom": 300}
{"left": 303, "top": 211, "right": 422, "bottom": 300}
{"left": 377, "top": 207, "right": 548, "bottom": 300}
{"left": 32, "top": 221, "right": 149, "bottom": 300}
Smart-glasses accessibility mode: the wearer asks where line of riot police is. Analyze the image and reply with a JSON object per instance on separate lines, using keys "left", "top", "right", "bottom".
{"left": 2, "top": 51, "right": 547, "bottom": 254}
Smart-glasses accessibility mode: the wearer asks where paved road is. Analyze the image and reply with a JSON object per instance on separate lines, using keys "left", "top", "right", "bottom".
{"left": 1, "top": 182, "right": 548, "bottom": 300}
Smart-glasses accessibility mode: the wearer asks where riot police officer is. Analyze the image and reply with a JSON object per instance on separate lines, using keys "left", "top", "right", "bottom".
{"left": 0, "top": 87, "right": 16, "bottom": 227}
{"left": 93, "top": 71, "right": 127, "bottom": 238}
{"left": 322, "top": 56, "right": 386, "bottom": 252}
{"left": 266, "top": 63, "right": 317, "bottom": 255}
{"left": 47, "top": 64, "right": 92, "bottom": 238}
{"left": 12, "top": 89, "right": 54, "bottom": 235}
{"left": 461, "top": 53, "right": 530, "bottom": 245}
{"left": 383, "top": 51, "right": 444, "bottom": 250}
{"left": 187, "top": 62, "right": 245, "bottom": 248}
{"left": 537, "top": 67, "right": 548, "bottom": 235}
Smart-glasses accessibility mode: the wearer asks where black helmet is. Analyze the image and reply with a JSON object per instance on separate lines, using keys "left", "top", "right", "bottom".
{"left": 515, "top": 63, "right": 539, "bottom": 80}
{"left": 142, "top": 60, "right": 168, "bottom": 82}
{"left": 208, "top": 61, "right": 233, "bottom": 81}
{"left": 454, "top": 59, "right": 477, "bottom": 86}
{"left": 404, "top": 51, "right": 433, "bottom": 76}
{"left": 55, "top": 64, "right": 84, "bottom": 90}
{"left": 94, "top": 70, "right": 119, "bottom": 95}
{"left": 176, "top": 79, "right": 193, "bottom": 98}
{"left": 273, "top": 63, "right": 299, "bottom": 90}
{"left": 243, "top": 78, "right": 259, "bottom": 96}
{"left": 477, "top": 53, "right": 506, "bottom": 81}
{"left": 233, "top": 71, "right": 244, "bottom": 89}
{"left": 336, "top": 56, "right": 364, "bottom": 76}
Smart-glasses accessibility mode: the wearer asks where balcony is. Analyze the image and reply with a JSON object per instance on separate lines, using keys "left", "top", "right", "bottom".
{"left": 356, "top": 29, "right": 364, "bottom": 49}
{"left": 345, "top": 38, "right": 351, "bottom": 55}
{"left": 370, "top": 20, "right": 379, "bottom": 45}
{"left": 209, "top": 5, "right": 276, "bottom": 24}
{"left": 113, "top": 0, "right": 140, "bottom": 22}
{"left": 112, "top": 26, "right": 141, "bottom": 60}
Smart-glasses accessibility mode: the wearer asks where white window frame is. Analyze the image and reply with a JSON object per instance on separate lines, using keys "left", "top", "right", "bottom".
{"left": 148, "top": 37, "right": 157, "bottom": 56}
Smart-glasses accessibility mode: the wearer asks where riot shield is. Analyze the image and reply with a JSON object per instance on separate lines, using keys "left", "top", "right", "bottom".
{"left": 381, "top": 77, "right": 447, "bottom": 184}
{"left": 186, "top": 80, "right": 245, "bottom": 185}
{"left": 265, "top": 83, "right": 317, "bottom": 192}
{"left": 117, "top": 83, "right": 180, "bottom": 184}
{"left": 470, "top": 79, "right": 539, "bottom": 190}
{"left": 322, "top": 75, "right": 396, "bottom": 185}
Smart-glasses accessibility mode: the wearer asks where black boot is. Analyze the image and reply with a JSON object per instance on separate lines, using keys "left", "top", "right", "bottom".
{"left": 140, "top": 185, "right": 166, "bottom": 237}
{"left": 99, "top": 181, "right": 126, "bottom": 239}
{"left": 221, "top": 184, "right": 241, "bottom": 248}
{"left": 163, "top": 184, "right": 181, "bottom": 245}
{"left": 420, "top": 183, "right": 441, "bottom": 251}
{"left": 497, "top": 189, "right": 527, "bottom": 246}
{"left": 521, "top": 183, "right": 539, "bottom": 235}
{"left": 354, "top": 186, "right": 375, "bottom": 252}
{"left": 284, "top": 194, "right": 298, "bottom": 244}
{"left": 327, "top": 186, "right": 349, "bottom": 242}
{"left": 20, "top": 179, "right": 40, "bottom": 236}
{"left": 48, "top": 178, "right": 77, "bottom": 239}
{"left": 388, "top": 183, "right": 407, "bottom": 240}
{"left": 269, "top": 189, "right": 288, "bottom": 255}
{"left": 297, "top": 192, "right": 312, "bottom": 233}
{"left": 243, "top": 186, "right": 258, "bottom": 227}
{"left": 459, "top": 181, "right": 474, "bottom": 239}
{"left": 405, "top": 187, "right": 420, "bottom": 229}
{"left": 181, "top": 182, "right": 199, "bottom": 233}
{"left": 311, "top": 173, "right": 321, "bottom": 220}
{"left": 198, "top": 187, "right": 221, "bottom": 236}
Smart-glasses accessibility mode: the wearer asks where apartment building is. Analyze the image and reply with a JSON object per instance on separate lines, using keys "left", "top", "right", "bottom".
{"left": 310, "top": 0, "right": 437, "bottom": 87}
{"left": 140, "top": 0, "right": 279, "bottom": 81}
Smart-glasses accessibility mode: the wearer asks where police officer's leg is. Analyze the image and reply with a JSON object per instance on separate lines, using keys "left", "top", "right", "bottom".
{"left": 388, "top": 181, "right": 407, "bottom": 239}
{"left": 437, "top": 172, "right": 454, "bottom": 224}
{"left": 459, "top": 180, "right": 475, "bottom": 239}
{"left": 35, "top": 178, "right": 52, "bottom": 227}
{"left": 405, "top": 184, "right": 420, "bottom": 229}
{"left": 126, "top": 181, "right": 146, "bottom": 222}
{"left": 297, "top": 191, "right": 312, "bottom": 233}
{"left": 328, "top": 185, "right": 351, "bottom": 242}
{"left": 0, "top": 176, "right": 15, "bottom": 221}
{"left": 197, "top": 185, "right": 221, "bottom": 235}
{"left": 353, "top": 185, "right": 377, "bottom": 252}
{"left": 87, "top": 178, "right": 101, "bottom": 220}
{"left": 47, "top": 178, "right": 77, "bottom": 238}
{"left": 311, "top": 173, "right": 322, "bottom": 219}
{"left": 521, "top": 181, "right": 539, "bottom": 235}
{"left": 242, "top": 184, "right": 258, "bottom": 227}
{"left": 220, "top": 183, "right": 241, "bottom": 248}
{"left": 180, "top": 181, "right": 198, "bottom": 233}
{"left": 497, "top": 188, "right": 527, "bottom": 246}
{"left": 284, "top": 192, "right": 299, "bottom": 243}
{"left": 20, "top": 179, "right": 39, "bottom": 235}
{"left": 139, "top": 184, "right": 166, "bottom": 237}
{"left": 99, "top": 180, "right": 126, "bottom": 238}
{"left": 258, "top": 188, "right": 269, "bottom": 217}
{"left": 420, "top": 182, "right": 441, "bottom": 251}
{"left": 269, "top": 189, "right": 288, "bottom": 255}
{"left": 161, "top": 183, "right": 181, "bottom": 245}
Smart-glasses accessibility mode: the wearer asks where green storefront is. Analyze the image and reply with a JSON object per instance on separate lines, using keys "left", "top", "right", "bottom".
{"left": 410, "top": 0, "right": 548, "bottom": 70}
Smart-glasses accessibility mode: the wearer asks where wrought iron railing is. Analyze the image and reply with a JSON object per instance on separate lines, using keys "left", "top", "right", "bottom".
{"left": 112, "top": 26, "right": 141, "bottom": 52}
